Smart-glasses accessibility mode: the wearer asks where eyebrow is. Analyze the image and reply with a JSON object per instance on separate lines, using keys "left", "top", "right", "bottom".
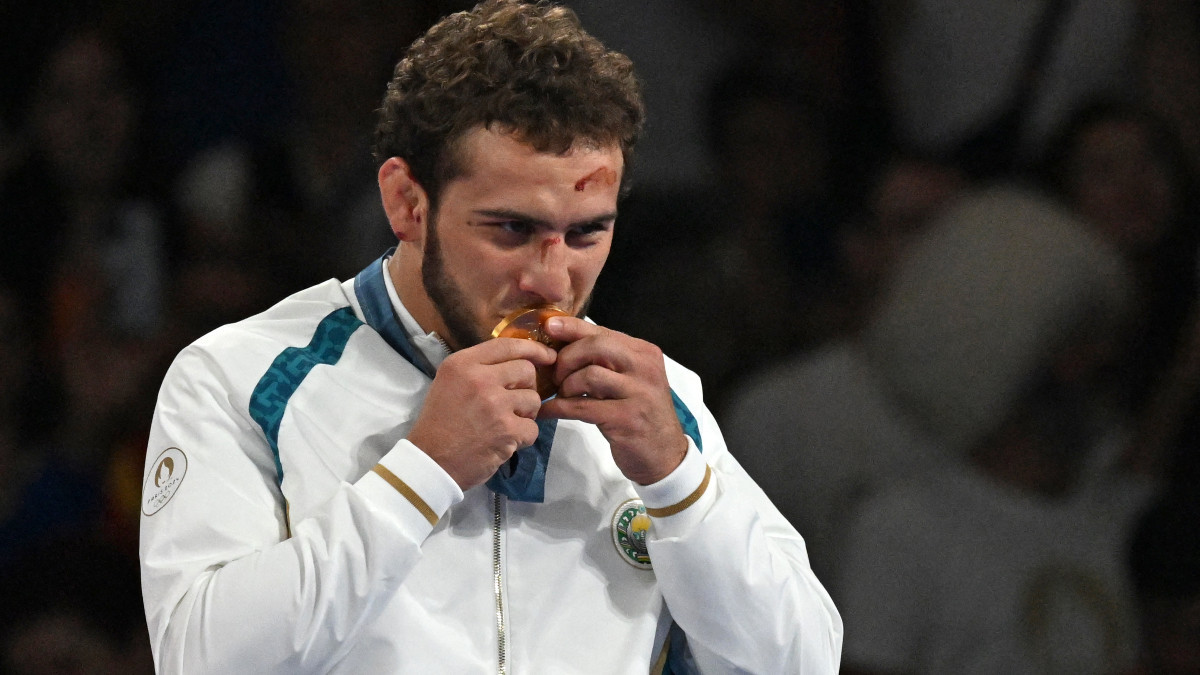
{"left": 472, "top": 208, "right": 618, "bottom": 230}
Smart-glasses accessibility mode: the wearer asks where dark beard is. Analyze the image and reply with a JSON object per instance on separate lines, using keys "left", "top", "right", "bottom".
{"left": 422, "top": 215, "right": 486, "bottom": 351}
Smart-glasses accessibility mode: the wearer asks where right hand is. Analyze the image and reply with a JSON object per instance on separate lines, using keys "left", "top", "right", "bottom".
{"left": 407, "top": 337, "right": 558, "bottom": 490}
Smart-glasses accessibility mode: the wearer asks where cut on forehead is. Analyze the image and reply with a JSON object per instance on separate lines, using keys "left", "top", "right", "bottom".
{"left": 443, "top": 124, "right": 622, "bottom": 180}
{"left": 574, "top": 166, "right": 618, "bottom": 191}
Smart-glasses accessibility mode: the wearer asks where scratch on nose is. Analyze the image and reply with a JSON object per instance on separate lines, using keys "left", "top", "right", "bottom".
{"left": 541, "top": 236, "right": 562, "bottom": 264}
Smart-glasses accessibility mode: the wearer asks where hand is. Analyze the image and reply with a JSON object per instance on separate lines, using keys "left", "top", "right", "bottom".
{"left": 407, "top": 338, "right": 558, "bottom": 490}
{"left": 538, "top": 316, "right": 688, "bottom": 485}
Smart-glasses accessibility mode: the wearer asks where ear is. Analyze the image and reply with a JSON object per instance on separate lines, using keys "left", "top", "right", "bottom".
{"left": 378, "top": 157, "right": 430, "bottom": 244}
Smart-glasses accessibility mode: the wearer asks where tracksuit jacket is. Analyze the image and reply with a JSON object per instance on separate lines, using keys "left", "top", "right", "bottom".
{"left": 139, "top": 253, "right": 842, "bottom": 674}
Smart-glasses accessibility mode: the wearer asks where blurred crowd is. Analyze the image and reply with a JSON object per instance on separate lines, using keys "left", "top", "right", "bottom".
{"left": 1, "top": 1, "right": 1199, "bottom": 673}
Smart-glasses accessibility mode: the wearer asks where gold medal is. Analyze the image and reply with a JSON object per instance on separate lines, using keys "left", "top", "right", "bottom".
{"left": 491, "top": 305, "right": 569, "bottom": 399}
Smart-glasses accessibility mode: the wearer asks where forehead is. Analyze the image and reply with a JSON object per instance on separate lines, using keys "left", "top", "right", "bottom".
{"left": 452, "top": 126, "right": 623, "bottom": 186}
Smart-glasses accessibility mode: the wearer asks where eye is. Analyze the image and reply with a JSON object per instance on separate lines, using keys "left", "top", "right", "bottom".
{"left": 565, "top": 222, "right": 612, "bottom": 247}
{"left": 488, "top": 220, "right": 534, "bottom": 245}
{"left": 499, "top": 221, "right": 532, "bottom": 235}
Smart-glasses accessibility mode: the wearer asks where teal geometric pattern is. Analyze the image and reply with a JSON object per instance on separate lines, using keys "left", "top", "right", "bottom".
{"left": 670, "top": 388, "right": 702, "bottom": 453}
{"left": 249, "top": 307, "right": 363, "bottom": 485}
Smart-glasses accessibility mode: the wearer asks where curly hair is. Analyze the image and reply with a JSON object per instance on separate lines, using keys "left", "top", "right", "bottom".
{"left": 373, "top": 0, "right": 644, "bottom": 204}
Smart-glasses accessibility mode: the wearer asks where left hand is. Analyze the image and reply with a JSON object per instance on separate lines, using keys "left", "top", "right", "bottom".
{"left": 537, "top": 315, "right": 688, "bottom": 485}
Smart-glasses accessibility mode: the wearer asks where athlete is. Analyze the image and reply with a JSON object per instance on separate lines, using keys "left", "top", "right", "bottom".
{"left": 139, "top": 1, "right": 842, "bottom": 672}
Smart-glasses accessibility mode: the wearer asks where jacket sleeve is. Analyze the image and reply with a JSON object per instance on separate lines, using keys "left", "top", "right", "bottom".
{"left": 139, "top": 344, "right": 462, "bottom": 674}
{"left": 635, "top": 365, "right": 843, "bottom": 674}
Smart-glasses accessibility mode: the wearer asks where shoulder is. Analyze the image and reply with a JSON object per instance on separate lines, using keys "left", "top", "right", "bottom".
{"left": 199, "top": 279, "right": 354, "bottom": 351}
{"left": 163, "top": 279, "right": 361, "bottom": 394}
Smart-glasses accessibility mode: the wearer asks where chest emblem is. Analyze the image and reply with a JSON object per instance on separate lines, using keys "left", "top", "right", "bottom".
{"left": 611, "top": 499, "right": 653, "bottom": 569}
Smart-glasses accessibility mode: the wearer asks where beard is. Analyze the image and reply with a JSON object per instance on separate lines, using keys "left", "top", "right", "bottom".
{"left": 422, "top": 215, "right": 487, "bottom": 351}
{"left": 421, "top": 213, "right": 597, "bottom": 351}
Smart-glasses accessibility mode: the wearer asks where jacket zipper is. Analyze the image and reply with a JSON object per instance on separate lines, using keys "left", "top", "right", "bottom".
{"left": 493, "top": 491, "right": 507, "bottom": 675}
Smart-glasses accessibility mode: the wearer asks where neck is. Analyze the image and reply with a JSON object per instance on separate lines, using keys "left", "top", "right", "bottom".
{"left": 387, "top": 247, "right": 441, "bottom": 338}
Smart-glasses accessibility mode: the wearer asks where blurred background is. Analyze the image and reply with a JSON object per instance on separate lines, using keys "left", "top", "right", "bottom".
{"left": 1, "top": 1, "right": 1198, "bottom": 673}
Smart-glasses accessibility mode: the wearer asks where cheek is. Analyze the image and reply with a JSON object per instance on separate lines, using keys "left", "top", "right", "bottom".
{"left": 459, "top": 254, "right": 516, "bottom": 302}
{"left": 575, "top": 245, "right": 611, "bottom": 288}
{"left": 434, "top": 238, "right": 506, "bottom": 302}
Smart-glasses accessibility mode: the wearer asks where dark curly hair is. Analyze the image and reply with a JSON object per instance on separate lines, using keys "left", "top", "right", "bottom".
{"left": 373, "top": 0, "right": 645, "bottom": 205}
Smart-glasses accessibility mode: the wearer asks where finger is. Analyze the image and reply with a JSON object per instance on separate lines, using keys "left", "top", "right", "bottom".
{"left": 510, "top": 415, "right": 542, "bottom": 449}
{"left": 556, "top": 364, "right": 624, "bottom": 400}
{"left": 512, "top": 388, "right": 544, "bottom": 421}
{"left": 554, "top": 333, "right": 636, "bottom": 381}
{"left": 492, "top": 358, "right": 539, "bottom": 391}
{"left": 542, "top": 314, "right": 601, "bottom": 343}
{"left": 473, "top": 336, "right": 559, "bottom": 366}
{"left": 538, "top": 393, "right": 609, "bottom": 426}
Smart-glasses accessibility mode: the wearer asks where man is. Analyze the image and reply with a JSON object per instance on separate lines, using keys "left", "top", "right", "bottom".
{"left": 138, "top": 1, "right": 842, "bottom": 673}
{"left": 819, "top": 188, "right": 1148, "bottom": 674}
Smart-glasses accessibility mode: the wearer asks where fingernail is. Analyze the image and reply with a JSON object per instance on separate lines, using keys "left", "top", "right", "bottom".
{"left": 546, "top": 317, "right": 564, "bottom": 331}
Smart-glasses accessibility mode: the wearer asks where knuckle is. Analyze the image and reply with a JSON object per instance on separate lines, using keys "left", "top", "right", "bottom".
{"left": 442, "top": 350, "right": 468, "bottom": 369}
{"left": 503, "top": 417, "right": 536, "bottom": 448}
{"left": 634, "top": 338, "right": 662, "bottom": 361}
{"left": 519, "top": 388, "right": 542, "bottom": 410}
{"left": 519, "top": 419, "right": 540, "bottom": 446}
{"left": 518, "top": 359, "right": 538, "bottom": 382}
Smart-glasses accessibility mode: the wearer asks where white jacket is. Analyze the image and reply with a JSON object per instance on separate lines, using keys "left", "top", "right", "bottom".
{"left": 139, "top": 259, "right": 841, "bottom": 674}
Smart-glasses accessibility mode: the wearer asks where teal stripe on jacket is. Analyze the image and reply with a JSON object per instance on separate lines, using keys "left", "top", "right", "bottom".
{"left": 249, "top": 307, "right": 364, "bottom": 484}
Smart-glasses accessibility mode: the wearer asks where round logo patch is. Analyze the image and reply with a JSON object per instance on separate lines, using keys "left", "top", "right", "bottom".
{"left": 142, "top": 447, "right": 188, "bottom": 516}
{"left": 611, "top": 499, "right": 653, "bottom": 569}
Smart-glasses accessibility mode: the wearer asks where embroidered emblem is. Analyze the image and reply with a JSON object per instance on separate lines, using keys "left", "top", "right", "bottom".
{"left": 611, "top": 499, "right": 653, "bottom": 569}
{"left": 142, "top": 447, "right": 188, "bottom": 516}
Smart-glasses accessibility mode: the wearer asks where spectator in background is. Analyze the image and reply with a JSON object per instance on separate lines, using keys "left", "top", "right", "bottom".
{"left": 717, "top": 156, "right": 966, "bottom": 580}
{"left": 1038, "top": 99, "right": 1200, "bottom": 478}
{"left": 828, "top": 188, "right": 1152, "bottom": 674}
{"left": 0, "top": 28, "right": 173, "bottom": 568}
{"left": 169, "top": 0, "right": 438, "bottom": 295}
{"left": 1041, "top": 100, "right": 1193, "bottom": 261}
{"left": 4, "top": 26, "right": 170, "bottom": 339}
{"left": 591, "top": 59, "right": 855, "bottom": 408}
{"left": 876, "top": 0, "right": 1140, "bottom": 179}
{"left": 0, "top": 26, "right": 173, "bottom": 444}
{"left": 275, "top": 0, "right": 438, "bottom": 280}
{"left": 821, "top": 154, "right": 968, "bottom": 340}
{"left": 0, "top": 20, "right": 188, "bottom": 563}
{"left": 695, "top": 0, "right": 890, "bottom": 174}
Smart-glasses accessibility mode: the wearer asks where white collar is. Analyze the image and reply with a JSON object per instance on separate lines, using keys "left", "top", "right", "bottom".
{"left": 382, "top": 256, "right": 451, "bottom": 370}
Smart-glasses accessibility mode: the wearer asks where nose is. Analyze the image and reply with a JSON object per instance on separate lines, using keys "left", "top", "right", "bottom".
{"left": 517, "top": 236, "right": 570, "bottom": 305}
